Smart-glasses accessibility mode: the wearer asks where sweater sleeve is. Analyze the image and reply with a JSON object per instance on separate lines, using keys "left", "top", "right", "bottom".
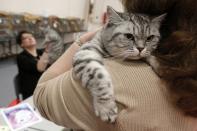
{"left": 34, "top": 70, "right": 75, "bottom": 127}
{"left": 33, "top": 69, "right": 94, "bottom": 130}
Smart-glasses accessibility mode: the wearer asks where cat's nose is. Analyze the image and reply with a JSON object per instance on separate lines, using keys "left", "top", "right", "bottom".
{"left": 137, "top": 47, "right": 144, "bottom": 52}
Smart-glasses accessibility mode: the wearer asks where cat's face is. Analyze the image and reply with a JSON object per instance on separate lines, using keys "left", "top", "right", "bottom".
{"left": 42, "top": 27, "right": 60, "bottom": 43}
{"left": 102, "top": 6, "right": 165, "bottom": 60}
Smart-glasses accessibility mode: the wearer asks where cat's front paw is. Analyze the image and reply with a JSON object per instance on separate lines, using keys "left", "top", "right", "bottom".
{"left": 94, "top": 99, "right": 118, "bottom": 123}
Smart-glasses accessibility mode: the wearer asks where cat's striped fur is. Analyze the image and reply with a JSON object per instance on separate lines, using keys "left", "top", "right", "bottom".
{"left": 73, "top": 6, "right": 165, "bottom": 123}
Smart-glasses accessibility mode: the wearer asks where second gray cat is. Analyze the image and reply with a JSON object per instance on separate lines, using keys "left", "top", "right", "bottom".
{"left": 42, "top": 27, "right": 64, "bottom": 65}
{"left": 73, "top": 6, "right": 165, "bottom": 123}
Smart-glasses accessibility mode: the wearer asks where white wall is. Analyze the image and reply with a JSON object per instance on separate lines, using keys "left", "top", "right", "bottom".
{"left": 0, "top": 0, "right": 89, "bottom": 19}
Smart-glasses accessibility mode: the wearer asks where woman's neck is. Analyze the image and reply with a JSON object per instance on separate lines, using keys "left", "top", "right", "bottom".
{"left": 25, "top": 47, "right": 37, "bottom": 57}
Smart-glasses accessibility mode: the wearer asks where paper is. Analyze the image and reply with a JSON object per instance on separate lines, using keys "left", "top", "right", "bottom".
{"left": 1, "top": 103, "right": 42, "bottom": 131}
{"left": 0, "top": 126, "right": 9, "bottom": 131}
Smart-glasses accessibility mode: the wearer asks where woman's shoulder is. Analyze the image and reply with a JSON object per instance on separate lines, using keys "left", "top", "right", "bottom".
{"left": 104, "top": 59, "right": 151, "bottom": 72}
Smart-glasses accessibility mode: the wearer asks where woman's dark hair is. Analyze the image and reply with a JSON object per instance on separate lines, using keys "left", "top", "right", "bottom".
{"left": 122, "top": 0, "right": 177, "bottom": 16}
{"left": 122, "top": 0, "right": 197, "bottom": 117}
{"left": 16, "top": 30, "right": 32, "bottom": 45}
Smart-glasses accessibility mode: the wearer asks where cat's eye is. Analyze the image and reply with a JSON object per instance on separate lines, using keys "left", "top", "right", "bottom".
{"left": 124, "top": 33, "right": 134, "bottom": 40}
{"left": 146, "top": 35, "right": 155, "bottom": 42}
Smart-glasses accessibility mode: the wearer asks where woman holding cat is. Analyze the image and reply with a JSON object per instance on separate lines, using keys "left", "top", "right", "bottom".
{"left": 34, "top": 0, "right": 197, "bottom": 131}
{"left": 16, "top": 30, "right": 49, "bottom": 99}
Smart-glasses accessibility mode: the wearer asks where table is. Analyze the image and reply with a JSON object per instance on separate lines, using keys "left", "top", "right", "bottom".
{"left": 0, "top": 96, "right": 71, "bottom": 131}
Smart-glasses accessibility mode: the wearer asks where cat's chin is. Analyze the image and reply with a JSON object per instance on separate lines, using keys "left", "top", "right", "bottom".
{"left": 125, "top": 56, "right": 142, "bottom": 60}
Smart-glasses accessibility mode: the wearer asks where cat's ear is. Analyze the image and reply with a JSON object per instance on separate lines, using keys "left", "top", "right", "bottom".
{"left": 151, "top": 13, "right": 166, "bottom": 27}
{"left": 40, "top": 25, "right": 50, "bottom": 33}
{"left": 106, "top": 6, "right": 123, "bottom": 25}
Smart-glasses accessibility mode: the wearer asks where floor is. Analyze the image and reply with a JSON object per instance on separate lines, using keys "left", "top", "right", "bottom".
{"left": 0, "top": 57, "right": 18, "bottom": 107}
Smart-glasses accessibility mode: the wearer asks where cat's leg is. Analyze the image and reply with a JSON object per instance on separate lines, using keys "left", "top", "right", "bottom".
{"left": 87, "top": 62, "right": 118, "bottom": 123}
{"left": 73, "top": 50, "right": 118, "bottom": 123}
{"left": 146, "top": 55, "right": 162, "bottom": 77}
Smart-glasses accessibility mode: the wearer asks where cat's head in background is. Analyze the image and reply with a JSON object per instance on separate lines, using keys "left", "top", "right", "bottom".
{"left": 41, "top": 26, "right": 61, "bottom": 47}
{"left": 40, "top": 26, "right": 64, "bottom": 65}
{"left": 101, "top": 6, "right": 166, "bottom": 60}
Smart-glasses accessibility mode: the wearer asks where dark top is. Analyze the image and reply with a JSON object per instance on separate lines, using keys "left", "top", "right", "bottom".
{"left": 16, "top": 49, "right": 44, "bottom": 99}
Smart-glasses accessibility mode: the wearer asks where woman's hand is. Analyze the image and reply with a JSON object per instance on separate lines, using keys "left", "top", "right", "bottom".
{"left": 79, "top": 31, "right": 98, "bottom": 44}
{"left": 76, "top": 28, "right": 102, "bottom": 46}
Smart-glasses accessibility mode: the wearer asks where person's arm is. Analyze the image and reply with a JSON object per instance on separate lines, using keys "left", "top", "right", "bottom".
{"left": 38, "top": 31, "right": 98, "bottom": 83}
{"left": 37, "top": 52, "right": 49, "bottom": 72}
{"left": 33, "top": 31, "right": 99, "bottom": 128}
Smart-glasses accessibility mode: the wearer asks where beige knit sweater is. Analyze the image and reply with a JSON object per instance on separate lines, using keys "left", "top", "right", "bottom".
{"left": 33, "top": 59, "right": 197, "bottom": 131}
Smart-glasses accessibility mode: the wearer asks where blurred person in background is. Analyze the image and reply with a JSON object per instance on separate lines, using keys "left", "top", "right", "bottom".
{"left": 16, "top": 30, "right": 49, "bottom": 99}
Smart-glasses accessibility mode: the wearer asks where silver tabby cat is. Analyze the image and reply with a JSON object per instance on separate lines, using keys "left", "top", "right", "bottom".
{"left": 42, "top": 27, "right": 64, "bottom": 65}
{"left": 73, "top": 6, "right": 165, "bottom": 123}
